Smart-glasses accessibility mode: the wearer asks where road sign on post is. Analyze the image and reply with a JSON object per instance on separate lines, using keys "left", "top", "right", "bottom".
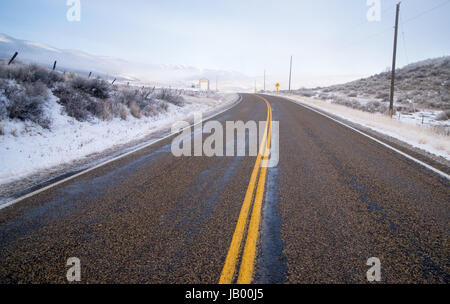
{"left": 275, "top": 83, "right": 280, "bottom": 93}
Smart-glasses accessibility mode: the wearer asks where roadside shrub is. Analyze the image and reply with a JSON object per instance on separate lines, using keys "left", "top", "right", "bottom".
{"left": 436, "top": 110, "right": 450, "bottom": 121}
{"left": 0, "top": 80, "right": 9, "bottom": 120}
{"left": 98, "top": 100, "right": 112, "bottom": 121}
{"left": 115, "top": 87, "right": 141, "bottom": 107}
{"left": 141, "top": 105, "right": 157, "bottom": 117}
{"left": 295, "top": 89, "right": 315, "bottom": 97}
{"left": 129, "top": 102, "right": 141, "bottom": 118}
{"left": 6, "top": 81, "right": 51, "bottom": 128}
{"left": 70, "top": 76, "right": 110, "bottom": 99}
{"left": 0, "top": 63, "right": 63, "bottom": 87}
{"left": 120, "top": 105, "right": 128, "bottom": 120}
{"left": 53, "top": 85, "right": 92, "bottom": 121}
{"left": 155, "top": 88, "right": 184, "bottom": 106}
{"left": 362, "top": 101, "right": 386, "bottom": 113}
{"left": 332, "top": 97, "right": 360, "bottom": 109}
{"left": 140, "top": 100, "right": 169, "bottom": 117}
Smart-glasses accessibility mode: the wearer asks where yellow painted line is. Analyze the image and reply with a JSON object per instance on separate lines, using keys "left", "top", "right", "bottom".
{"left": 219, "top": 95, "right": 271, "bottom": 284}
{"left": 237, "top": 96, "right": 272, "bottom": 284}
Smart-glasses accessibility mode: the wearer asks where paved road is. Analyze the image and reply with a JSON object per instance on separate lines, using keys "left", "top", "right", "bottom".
{"left": 0, "top": 94, "right": 448, "bottom": 283}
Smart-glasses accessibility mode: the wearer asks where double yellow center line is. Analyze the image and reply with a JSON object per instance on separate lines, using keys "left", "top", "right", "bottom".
{"left": 219, "top": 95, "right": 272, "bottom": 284}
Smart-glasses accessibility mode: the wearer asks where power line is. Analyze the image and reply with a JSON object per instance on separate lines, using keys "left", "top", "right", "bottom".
{"left": 403, "top": 0, "right": 450, "bottom": 24}
{"left": 333, "top": 0, "right": 449, "bottom": 55}
{"left": 400, "top": 14, "right": 410, "bottom": 65}
{"left": 397, "top": 0, "right": 450, "bottom": 66}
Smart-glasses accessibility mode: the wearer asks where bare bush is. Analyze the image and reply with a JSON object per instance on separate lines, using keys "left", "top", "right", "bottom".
{"left": 0, "top": 63, "right": 63, "bottom": 87}
{"left": 294, "top": 89, "right": 315, "bottom": 97}
{"left": 362, "top": 101, "right": 387, "bottom": 113}
{"left": 5, "top": 81, "right": 51, "bottom": 128}
{"left": 70, "top": 76, "right": 110, "bottom": 99}
{"left": 97, "top": 100, "right": 113, "bottom": 121}
{"left": 0, "top": 62, "right": 200, "bottom": 126}
{"left": 155, "top": 88, "right": 184, "bottom": 106}
{"left": 53, "top": 85, "right": 92, "bottom": 121}
{"left": 431, "top": 125, "right": 450, "bottom": 136}
{"left": 436, "top": 110, "right": 450, "bottom": 121}
{"left": 129, "top": 102, "right": 141, "bottom": 118}
{"left": 115, "top": 87, "right": 141, "bottom": 107}
{"left": 331, "top": 97, "right": 360, "bottom": 110}
{"left": 120, "top": 105, "right": 128, "bottom": 120}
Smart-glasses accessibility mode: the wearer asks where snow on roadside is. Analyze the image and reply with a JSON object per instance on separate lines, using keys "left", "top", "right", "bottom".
{"left": 276, "top": 94, "right": 450, "bottom": 161}
{"left": 0, "top": 92, "right": 238, "bottom": 185}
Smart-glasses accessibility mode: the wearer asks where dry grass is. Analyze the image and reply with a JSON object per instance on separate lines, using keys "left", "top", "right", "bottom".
{"left": 120, "top": 105, "right": 128, "bottom": 120}
{"left": 129, "top": 102, "right": 141, "bottom": 119}
{"left": 284, "top": 95, "right": 450, "bottom": 158}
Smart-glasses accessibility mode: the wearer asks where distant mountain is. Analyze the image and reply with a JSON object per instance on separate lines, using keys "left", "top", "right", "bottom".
{"left": 0, "top": 33, "right": 248, "bottom": 87}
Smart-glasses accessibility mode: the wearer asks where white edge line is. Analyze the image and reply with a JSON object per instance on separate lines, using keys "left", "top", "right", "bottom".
{"left": 0, "top": 95, "right": 243, "bottom": 211}
{"left": 272, "top": 94, "right": 450, "bottom": 181}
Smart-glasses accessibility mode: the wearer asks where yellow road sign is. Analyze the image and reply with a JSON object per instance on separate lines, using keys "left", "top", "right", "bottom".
{"left": 275, "top": 83, "right": 280, "bottom": 92}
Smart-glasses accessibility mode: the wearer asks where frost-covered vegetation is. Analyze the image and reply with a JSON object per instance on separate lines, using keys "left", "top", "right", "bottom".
{"left": 0, "top": 60, "right": 186, "bottom": 129}
{"left": 289, "top": 56, "right": 450, "bottom": 118}
{"left": 0, "top": 60, "right": 238, "bottom": 186}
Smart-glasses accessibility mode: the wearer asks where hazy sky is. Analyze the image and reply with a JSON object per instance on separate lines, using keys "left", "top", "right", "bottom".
{"left": 1, "top": 0, "right": 449, "bottom": 79}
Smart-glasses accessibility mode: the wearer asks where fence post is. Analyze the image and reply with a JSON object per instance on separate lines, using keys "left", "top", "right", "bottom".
{"left": 8, "top": 52, "right": 18, "bottom": 65}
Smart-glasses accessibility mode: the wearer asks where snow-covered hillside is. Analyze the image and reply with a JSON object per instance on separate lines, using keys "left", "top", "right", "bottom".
{"left": 286, "top": 56, "right": 450, "bottom": 130}
{"left": 0, "top": 33, "right": 248, "bottom": 89}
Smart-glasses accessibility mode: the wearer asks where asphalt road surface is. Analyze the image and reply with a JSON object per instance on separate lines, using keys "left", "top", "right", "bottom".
{"left": 0, "top": 94, "right": 448, "bottom": 284}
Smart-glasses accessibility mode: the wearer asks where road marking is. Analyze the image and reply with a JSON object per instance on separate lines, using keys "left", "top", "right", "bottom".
{"left": 277, "top": 95, "right": 450, "bottom": 181}
{"left": 0, "top": 96, "right": 243, "bottom": 211}
{"left": 219, "top": 96, "right": 269, "bottom": 284}
{"left": 237, "top": 96, "right": 272, "bottom": 284}
{"left": 219, "top": 95, "right": 272, "bottom": 284}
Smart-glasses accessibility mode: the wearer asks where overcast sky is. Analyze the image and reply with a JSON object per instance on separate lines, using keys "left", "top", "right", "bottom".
{"left": 1, "top": 0, "right": 449, "bottom": 80}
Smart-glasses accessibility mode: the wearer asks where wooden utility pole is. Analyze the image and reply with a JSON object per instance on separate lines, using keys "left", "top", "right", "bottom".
{"left": 389, "top": 2, "right": 401, "bottom": 118}
{"left": 52, "top": 61, "right": 57, "bottom": 71}
{"left": 8, "top": 52, "right": 18, "bottom": 65}
{"left": 288, "top": 55, "right": 293, "bottom": 92}
{"left": 264, "top": 70, "right": 266, "bottom": 91}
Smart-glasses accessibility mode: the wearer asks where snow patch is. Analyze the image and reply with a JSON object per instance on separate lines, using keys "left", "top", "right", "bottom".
{"left": 0, "top": 92, "right": 238, "bottom": 185}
